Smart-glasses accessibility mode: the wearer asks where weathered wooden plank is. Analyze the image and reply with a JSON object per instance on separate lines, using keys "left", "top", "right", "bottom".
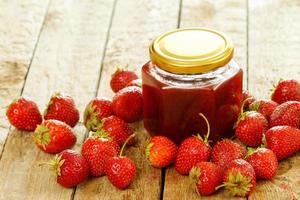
{"left": 0, "top": 0, "right": 50, "bottom": 155}
{"left": 179, "top": 0, "right": 247, "bottom": 87}
{"left": 74, "top": 0, "right": 180, "bottom": 199}
{"left": 248, "top": 0, "right": 300, "bottom": 199}
{"left": 163, "top": 0, "right": 247, "bottom": 199}
{"left": 0, "top": 0, "right": 115, "bottom": 199}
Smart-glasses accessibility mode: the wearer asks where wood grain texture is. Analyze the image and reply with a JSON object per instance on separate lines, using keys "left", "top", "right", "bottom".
{"left": 179, "top": 0, "right": 247, "bottom": 87}
{"left": 0, "top": 0, "right": 49, "bottom": 154}
{"left": 248, "top": 0, "right": 300, "bottom": 199}
{"left": 163, "top": 0, "right": 247, "bottom": 199}
{"left": 74, "top": 0, "right": 180, "bottom": 199}
{"left": 0, "top": 0, "right": 114, "bottom": 199}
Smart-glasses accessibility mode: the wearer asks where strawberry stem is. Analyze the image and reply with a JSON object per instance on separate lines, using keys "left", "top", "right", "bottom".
{"left": 246, "top": 147, "right": 255, "bottom": 158}
{"left": 119, "top": 134, "right": 135, "bottom": 157}
{"left": 261, "top": 134, "right": 267, "bottom": 148}
{"left": 215, "top": 183, "right": 226, "bottom": 190}
{"left": 198, "top": 113, "right": 210, "bottom": 143}
{"left": 38, "top": 161, "right": 53, "bottom": 167}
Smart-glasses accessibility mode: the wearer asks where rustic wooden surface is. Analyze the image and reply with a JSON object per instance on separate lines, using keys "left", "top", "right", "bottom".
{"left": 0, "top": 0, "right": 299, "bottom": 200}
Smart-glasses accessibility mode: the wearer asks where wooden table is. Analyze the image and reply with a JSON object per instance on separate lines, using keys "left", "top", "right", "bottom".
{"left": 0, "top": 0, "right": 299, "bottom": 199}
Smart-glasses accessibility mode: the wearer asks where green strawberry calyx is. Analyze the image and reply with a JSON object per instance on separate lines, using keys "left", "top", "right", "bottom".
{"left": 189, "top": 166, "right": 202, "bottom": 196}
{"left": 89, "top": 130, "right": 113, "bottom": 142}
{"left": 246, "top": 147, "right": 256, "bottom": 158}
{"left": 145, "top": 142, "right": 153, "bottom": 161}
{"left": 39, "top": 154, "right": 65, "bottom": 178}
{"left": 194, "top": 113, "right": 211, "bottom": 146}
{"left": 33, "top": 124, "right": 51, "bottom": 149}
{"left": 270, "top": 78, "right": 283, "bottom": 97}
{"left": 216, "top": 170, "right": 252, "bottom": 197}
{"left": 112, "top": 64, "right": 129, "bottom": 77}
{"left": 248, "top": 101, "right": 260, "bottom": 112}
{"left": 84, "top": 103, "right": 101, "bottom": 131}
{"left": 52, "top": 91, "right": 62, "bottom": 98}
{"left": 235, "top": 110, "right": 257, "bottom": 128}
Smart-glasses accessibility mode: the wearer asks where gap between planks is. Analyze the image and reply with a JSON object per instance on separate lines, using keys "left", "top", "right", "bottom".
{"left": 70, "top": 0, "right": 118, "bottom": 199}
{"left": 0, "top": 0, "right": 51, "bottom": 161}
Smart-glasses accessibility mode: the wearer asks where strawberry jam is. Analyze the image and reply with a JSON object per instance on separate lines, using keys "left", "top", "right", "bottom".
{"left": 142, "top": 28, "right": 243, "bottom": 144}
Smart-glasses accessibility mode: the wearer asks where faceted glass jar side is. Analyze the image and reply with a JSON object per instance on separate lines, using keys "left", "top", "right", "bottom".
{"left": 142, "top": 60, "right": 243, "bottom": 144}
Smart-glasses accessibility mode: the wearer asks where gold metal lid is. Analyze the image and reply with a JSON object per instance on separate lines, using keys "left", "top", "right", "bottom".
{"left": 149, "top": 27, "right": 234, "bottom": 74}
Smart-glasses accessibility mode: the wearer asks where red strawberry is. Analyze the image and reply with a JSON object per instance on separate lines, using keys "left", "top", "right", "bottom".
{"left": 189, "top": 161, "right": 223, "bottom": 196}
{"left": 269, "top": 101, "right": 300, "bottom": 129}
{"left": 235, "top": 111, "right": 268, "bottom": 147}
{"left": 212, "top": 139, "right": 247, "bottom": 168}
{"left": 242, "top": 90, "right": 256, "bottom": 110}
{"left": 41, "top": 149, "right": 89, "bottom": 188}
{"left": 81, "top": 136, "right": 120, "bottom": 177}
{"left": 175, "top": 113, "right": 211, "bottom": 175}
{"left": 249, "top": 99, "right": 278, "bottom": 121}
{"left": 221, "top": 159, "right": 256, "bottom": 197}
{"left": 105, "top": 135, "right": 136, "bottom": 189}
{"left": 110, "top": 69, "right": 138, "bottom": 93}
{"left": 246, "top": 147, "right": 278, "bottom": 180}
{"left": 33, "top": 120, "right": 76, "bottom": 154}
{"left": 112, "top": 86, "right": 143, "bottom": 123}
{"left": 44, "top": 92, "right": 79, "bottom": 127}
{"left": 97, "top": 115, "right": 134, "bottom": 146}
{"left": 145, "top": 136, "right": 178, "bottom": 168}
{"left": 6, "top": 97, "right": 42, "bottom": 131}
{"left": 126, "top": 79, "right": 142, "bottom": 87}
{"left": 84, "top": 98, "right": 113, "bottom": 131}
{"left": 271, "top": 79, "right": 300, "bottom": 104}
{"left": 265, "top": 126, "right": 300, "bottom": 161}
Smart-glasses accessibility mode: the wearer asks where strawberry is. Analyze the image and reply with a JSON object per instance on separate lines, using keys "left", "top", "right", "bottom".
{"left": 265, "top": 126, "right": 300, "bottom": 161}
{"left": 110, "top": 68, "right": 138, "bottom": 93}
{"left": 112, "top": 86, "right": 143, "bottom": 123}
{"left": 189, "top": 161, "right": 223, "bottom": 196}
{"left": 246, "top": 147, "right": 278, "bottom": 180}
{"left": 126, "top": 79, "right": 142, "bottom": 87}
{"left": 145, "top": 136, "right": 178, "bottom": 168}
{"left": 175, "top": 113, "right": 211, "bottom": 175}
{"left": 105, "top": 134, "right": 136, "bottom": 189}
{"left": 249, "top": 99, "right": 278, "bottom": 121}
{"left": 221, "top": 159, "right": 256, "bottom": 197}
{"left": 242, "top": 90, "right": 256, "bottom": 111}
{"left": 271, "top": 79, "right": 300, "bottom": 104}
{"left": 211, "top": 139, "right": 247, "bottom": 168}
{"left": 235, "top": 111, "right": 268, "bottom": 147}
{"left": 41, "top": 149, "right": 89, "bottom": 188}
{"left": 6, "top": 97, "right": 42, "bottom": 131}
{"left": 81, "top": 136, "right": 120, "bottom": 177}
{"left": 44, "top": 92, "right": 79, "bottom": 127}
{"left": 269, "top": 101, "right": 300, "bottom": 129}
{"left": 97, "top": 115, "right": 134, "bottom": 146}
{"left": 84, "top": 98, "right": 113, "bottom": 131}
{"left": 33, "top": 120, "right": 76, "bottom": 154}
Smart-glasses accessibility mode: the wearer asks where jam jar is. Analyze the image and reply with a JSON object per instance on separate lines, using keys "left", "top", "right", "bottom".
{"left": 142, "top": 28, "right": 243, "bottom": 144}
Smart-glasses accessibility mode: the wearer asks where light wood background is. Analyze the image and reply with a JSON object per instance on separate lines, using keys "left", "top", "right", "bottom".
{"left": 0, "top": 0, "right": 299, "bottom": 199}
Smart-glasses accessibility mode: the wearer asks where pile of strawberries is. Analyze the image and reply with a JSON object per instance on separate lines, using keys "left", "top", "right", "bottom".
{"left": 5, "top": 68, "right": 300, "bottom": 197}
{"left": 6, "top": 68, "right": 142, "bottom": 189}
{"left": 144, "top": 79, "right": 300, "bottom": 197}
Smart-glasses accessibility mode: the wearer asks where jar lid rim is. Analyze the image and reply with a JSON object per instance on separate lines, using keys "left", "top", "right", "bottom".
{"left": 149, "top": 27, "right": 234, "bottom": 74}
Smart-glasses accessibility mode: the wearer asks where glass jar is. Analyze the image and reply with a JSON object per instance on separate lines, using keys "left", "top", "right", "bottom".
{"left": 142, "top": 28, "right": 243, "bottom": 144}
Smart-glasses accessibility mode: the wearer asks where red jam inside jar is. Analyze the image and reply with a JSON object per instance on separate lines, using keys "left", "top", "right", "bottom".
{"left": 142, "top": 28, "right": 243, "bottom": 144}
